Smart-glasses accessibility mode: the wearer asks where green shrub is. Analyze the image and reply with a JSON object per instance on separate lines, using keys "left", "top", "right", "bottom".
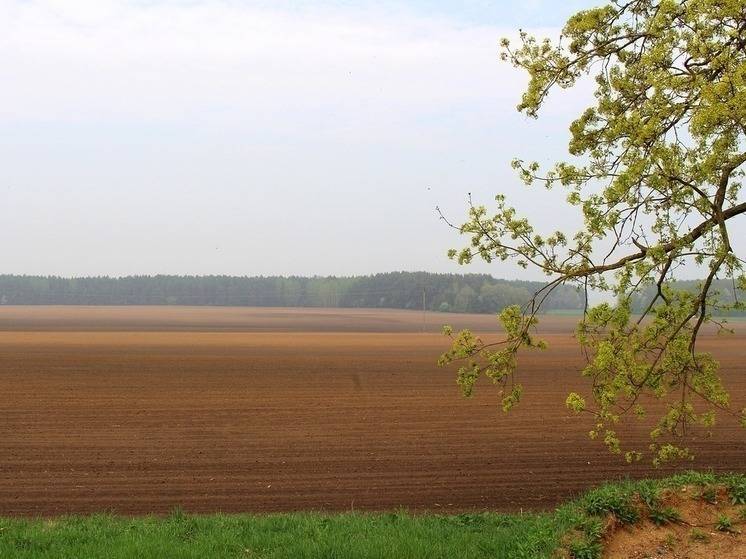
{"left": 727, "top": 478, "right": 746, "bottom": 505}
{"left": 636, "top": 481, "right": 660, "bottom": 509}
{"left": 583, "top": 486, "right": 639, "bottom": 525}
{"left": 699, "top": 485, "right": 719, "bottom": 504}
{"left": 648, "top": 507, "right": 681, "bottom": 526}
{"left": 715, "top": 515, "right": 733, "bottom": 533}
{"left": 577, "top": 517, "right": 603, "bottom": 541}
{"left": 568, "top": 539, "right": 602, "bottom": 559}
{"left": 689, "top": 528, "right": 710, "bottom": 543}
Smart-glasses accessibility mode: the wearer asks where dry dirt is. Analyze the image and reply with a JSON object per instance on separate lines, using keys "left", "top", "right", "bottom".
{"left": 0, "top": 306, "right": 744, "bottom": 516}
{"left": 603, "top": 486, "right": 746, "bottom": 559}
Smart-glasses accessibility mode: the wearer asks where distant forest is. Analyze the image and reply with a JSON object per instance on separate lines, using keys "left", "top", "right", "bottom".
{"left": 0, "top": 273, "right": 584, "bottom": 314}
{"left": 629, "top": 279, "right": 746, "bottom": 316}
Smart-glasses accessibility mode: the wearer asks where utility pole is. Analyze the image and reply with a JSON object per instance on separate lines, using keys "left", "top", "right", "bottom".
{"left": 422, "top": 286, "right": 426, "bottom": 333}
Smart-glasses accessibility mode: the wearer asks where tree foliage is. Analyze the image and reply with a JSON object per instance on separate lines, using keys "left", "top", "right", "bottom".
{"left": 629, "top": 278, "right": 745, "bottom": 315}
{"left": 440, "top": 0, "right": 746, "bottom": 465}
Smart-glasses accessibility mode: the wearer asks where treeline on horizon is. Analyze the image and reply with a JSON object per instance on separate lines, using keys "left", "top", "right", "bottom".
{"left": 0, "top": 273, "right": 584, "bottom": 314}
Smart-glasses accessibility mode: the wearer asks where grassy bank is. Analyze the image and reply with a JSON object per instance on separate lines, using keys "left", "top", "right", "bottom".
{"left": 1, "top": 472, "right": 744, "bottom": 559}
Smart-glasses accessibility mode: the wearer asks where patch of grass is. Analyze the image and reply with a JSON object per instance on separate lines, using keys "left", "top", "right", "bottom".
{"left": 663, "top": 533, "right": 678, "bottom": 548}
{"left": 567, "top": 538, "right": 602, "bottom": 559}
{"left": 576, "top": 517, "right": 604, "bottom": 541}
{"left": 648, "top": 506, "right": 681, "bottom": 526}
{"left": 716, "top": 514, "right": 734, "bottom": 533}
{"left": 544, "top": 309, "right": 585, "bottom": 316}
{"left": 726, "top": 477, "right": 746, "bottom": 505}
{"left": 689, "top": 528, "right": 711, "bottom": 543}
{"left": 636, "top": 481, "right": 661, "bottom": 508}
{"left": 660, "top": 471, "right": 719, "bottom": 492}
{"left": 581, "top": 484, "right": 640, "bottom": 525}
{"left": 0, "top": 510, "right": 570, "bottom": 559}
{"left": 699, "top": 485, "right": 719, "bottom": 504}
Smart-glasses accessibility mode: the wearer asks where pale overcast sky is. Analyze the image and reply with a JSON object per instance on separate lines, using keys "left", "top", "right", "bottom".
{"left": 2, "top": 0, "right": 606, "bottom": 278}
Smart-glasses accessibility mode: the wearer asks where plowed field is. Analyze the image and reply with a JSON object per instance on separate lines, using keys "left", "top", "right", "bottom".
{"left": 0, "top": 306, "right": 743, "bottom": 516}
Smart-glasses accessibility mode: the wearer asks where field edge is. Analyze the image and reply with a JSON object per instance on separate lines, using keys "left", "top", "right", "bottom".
{"left": 1, "top": 471, "right": 744, "bottom": 559}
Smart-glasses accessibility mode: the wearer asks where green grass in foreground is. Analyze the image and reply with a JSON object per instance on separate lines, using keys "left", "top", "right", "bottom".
{"left": 0, "top": 510, "right": 566, "bottom": 559}
{"left": 1, "top": 471, "right": 743, "bottom": 559}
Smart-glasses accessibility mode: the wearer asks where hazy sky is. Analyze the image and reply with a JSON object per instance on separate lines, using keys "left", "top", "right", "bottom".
{"left": 1, "top": 1, "right": 617, "bottom": 279}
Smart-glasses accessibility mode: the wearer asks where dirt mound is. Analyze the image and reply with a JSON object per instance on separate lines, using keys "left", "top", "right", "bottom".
{"left": 604, "top": 486, "right": 745, "bottom": 559}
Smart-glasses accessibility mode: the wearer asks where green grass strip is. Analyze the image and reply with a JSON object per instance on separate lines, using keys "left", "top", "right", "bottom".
{"left": 0, "top": 510, "right": 567, "bottom": 559}
{"left": 0, "top": 471, "right": 743, "bottom": 559}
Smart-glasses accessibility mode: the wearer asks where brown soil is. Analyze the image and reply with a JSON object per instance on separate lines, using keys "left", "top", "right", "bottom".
{"left": 0, "top": 306, "right": 744, "bottom": 516}
{"left": 603, "top": 486, "right": 746, "bottom": 558}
